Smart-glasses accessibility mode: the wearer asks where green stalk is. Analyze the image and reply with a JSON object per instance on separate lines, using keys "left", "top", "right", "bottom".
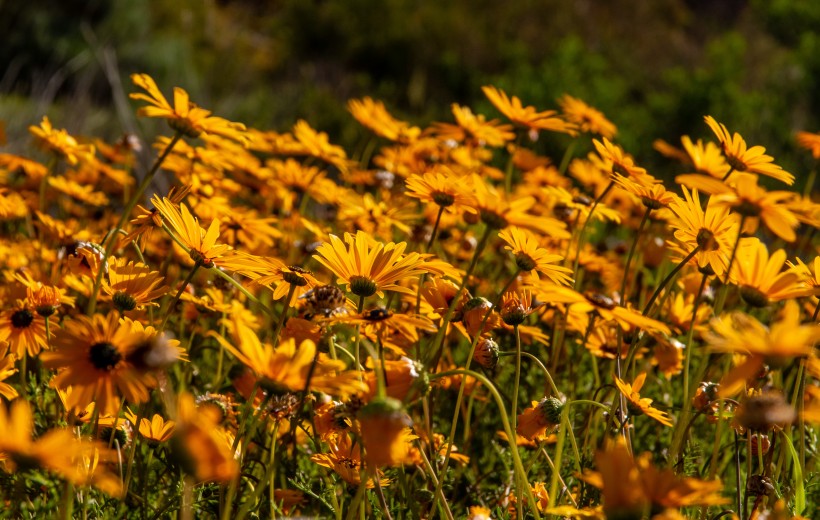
{"left": 430, "top": 369, "right": 542, "bottom": 520}
{"left": 87, "top": 133, "right": 183, "bottom": 315}
{"left": 272, "top": 284, "right": 297, "bottom": 348}
{"left": 572, "top": 180, "right": 615, "bottom": 289}
{"left": 158, "top": 264, "right": 200, "bottom": 331}
{"left": 642, "top": 244, "right": 701, "bottom": 317}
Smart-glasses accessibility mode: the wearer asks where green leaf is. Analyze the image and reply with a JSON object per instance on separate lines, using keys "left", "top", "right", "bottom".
{"left": 781, "top": 431, "right": 805, "bottom": 514}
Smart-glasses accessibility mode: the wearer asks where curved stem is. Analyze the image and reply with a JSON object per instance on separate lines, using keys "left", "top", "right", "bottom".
{"left": 642, "top": 244, "right": 701, "bottom": 317}
{"left": 271, "top": 284, "right": 297, "bottom": 348}
{"left": 158, "top": 264, "right": 199, "bottom": 331}
{"left": 87, "top": 133, "right": 183, "bottom": 314}
{"left": 620, "top": 207, "right": 652, "bottom": 306}
{"left": 430, "top": 369, "right": 541, "bottom": 520}
{"left": 572, "top": 180, "right": 615, "bottom": 289}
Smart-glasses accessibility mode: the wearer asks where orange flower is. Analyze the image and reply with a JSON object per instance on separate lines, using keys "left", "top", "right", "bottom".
{"left": 483, "top": 86, "right": 577, "bottom": 135}
{"left": 130, "top": 73, "right": 246, "bottom": 141}
{"left": 615, "top": 373, "right": 673, "bottom": 427}
{"left": 704, "top": 115, "right": 793, "bottom": 185}
{"left": 558, "top": 94, "right": 616, "bottom": 139}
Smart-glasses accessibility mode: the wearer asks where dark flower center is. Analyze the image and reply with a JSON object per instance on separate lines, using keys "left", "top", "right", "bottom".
{"left": 113, "top": 291, "right": 138, "bottom": 312}
{"left": 349, "top": 276, "right": 378, "bottom": 297}
{"left": 479, "top": 209, "right": 508, "bottom": 230}
{"left": 11, "top": 309, "right": 34, "bottom": 329}
{"left": 431, "top": 191, "right": 455, "bottom": 207}
{"left": 89, "top": 342, "right": 123, "bottom": 371}
{"left": 282, "top": 266, "right": 310, "bottom": 286}
{"left": 585, "top": 292, "right": 617, "bottom": 310}
{"left": 696, "top": 228, "right": 719, "bottom": 251}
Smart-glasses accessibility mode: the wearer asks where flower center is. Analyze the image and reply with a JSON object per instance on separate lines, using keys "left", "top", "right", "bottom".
{"left": 696, "top": 229, "right": 719, "bottom": 251}
{"left": 479, "top": 209, "right": 508, "bottom": 230}
{"left": 282, "top": 266, "right": 310, "bottom": 286}
{"left": 349, "top": 276, "right": 378, "bottom": 297}
{"left": 514, "top": 252, "right": 537, "bottom": 272}
{"left": 168, "top": 117, "right": 202, "bottom": 139}
{"left": 11, "top": 309, "right": 34, "bottom": 329}
{"left": 584, "top": 292, "right": 617, "bottom": 310}
{"left": 726, "top": 154, "right": 748, "bottom": 172}
{"left": 88, "top": 342, "right": 123, "bottom": 371}
{"left": 431, "top": 191, "right": 455, "bottom": 207}
{"left": 734, "top": 199, "right": 762, "bottom": 217}
{"left": 113, "top": 291, "right": 138, "bottom": 312}
{"left": 739, "top": 285, "right": 769, "bottom": 308}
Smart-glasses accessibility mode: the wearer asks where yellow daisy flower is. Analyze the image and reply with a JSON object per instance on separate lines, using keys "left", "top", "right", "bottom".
{"left": 704, "top": 115, "right": 794, "bottom": 185}
{"left": 130, "top": 73, "right": 246, "bottom": 141}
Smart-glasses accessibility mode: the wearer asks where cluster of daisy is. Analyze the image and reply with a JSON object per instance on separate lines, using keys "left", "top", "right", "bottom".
{"left": 0, "top": 73, "right": 817, "bottom": 519}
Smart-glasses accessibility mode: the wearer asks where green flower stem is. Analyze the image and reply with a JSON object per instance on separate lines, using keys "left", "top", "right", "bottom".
{"left": 430, "top": 269, "right": 519, "bottom": 507}
{"left": 713, "top": 215, "right": 747, "bottom": 317}
{"left": 158, "top": 264, "right": 200, "bottom": 331}
{"left": 160, "top": 222, "right": 274, "bottom": 316}
{"left": 121, "top": 403, "right": 146, "bottom": 499}
{"left": 572, "top": 179, "right": 615, "bottom": 290}
{"left": 414, "top": 205, "right": 447, "bottom": 312}
{"left": 539, "top": 445, "right": 579, "bottom": 508}
{"left": 354, "top": 295, "right": 366, "bottom": 371}
{"left": 670, "top": 271, "right": 710, "bottom": 463}
{"left": 416, "top": 444, "right": 455, "bottom": 520}
{"left": 642, "top": 244, "right": 702, "bottom": 317}
{"left": 87, "top": 132, "right": 183, "bottom": 315}
{"left": 372, "top": 476, "right": 393, "bottom": 520}
{"left": 558, "top": 138, "right": 578, "bottom": 175}
{"left": 38, "top": 156, "right": 57, "bottom": 213}
{"left": 272, "top": 284, "right": 297, "bottom": 348}
{"left": 620, "top": 207, "right": 652, "bottom": 306}
{"left": 424, "top": 225, "right": 492, "bottom": 371}
{"left": 547, "top": 402, "right": 569, "bottom": 511}
{"left": 430, "top": 369, "right": 542, "bottom": 520}
{"left": 511, "top": 325, "right": 523, "bottom": 433}
{"left": 235, "top": 421, "right": 279, "bottom": 520}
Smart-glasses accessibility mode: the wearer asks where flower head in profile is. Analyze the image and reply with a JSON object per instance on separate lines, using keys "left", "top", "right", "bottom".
{"left": 581, "top": 437, "right": 727, "bottom": 519}
{"left": 706, "top": 301, "right": 820, "bottom": 396}
{"left": 0, "top": 399, "right": 122, "bottom": 496}
{"left": 432, "top": 103, "right": 515, "bottom": 147}
{"left": 171, "top": 392, "right": 238, "bottom": 483}
{"left": 357, "top": 397, "right": 416, "bottom": 468}
{"left": 482, "top": 86, "right": 577, "bottom": 136}
{"left": 498, "top": 227, "right": 573, "bottom": 285}
{"left": 104, "top": 258, "right": 169, "bottom": 312}
{"left": 313, "top": 231, "right": 428, "bottom": 298}
{"left": 593, "top": 138, "right": 653, "bottom": 183}
{"left": 796, "top": 130, "right": 820, "bottom": 159}
{"left": 729, "top": 238, "right": 807, "bottom": 307}
{"left": 125, "top": 410, "right": 175, "bottom": 444}
{"left": 710, "top": 173, "right": 799, "bottom": 242}
{"left": 152, "top": 195, "right": 232, "bottom": 268}
{"left": 405, "top": 168, "right": 477, "bottom": 214}
{"left": 348, "top": 97, "right": 421, "bottom": 143}
{"left": 558, "top": 94, "right": 616, "bottom": 139}
{"left": 29, "top": 117, "right": 95, "bottom": 165}
{"left": 614, "top": 373, "right": 673, "bottom": 426}
{"left": 130, "top": 73, "right": 246, "bottom": 141}
{"left": 517, "top": 397, "right": 563, "bottom": 440}
{"left": 212, "top": 318, "right": 366, "bottom": 399}
{"left": 704, "top": 115, "right": 793, "bottom": 184}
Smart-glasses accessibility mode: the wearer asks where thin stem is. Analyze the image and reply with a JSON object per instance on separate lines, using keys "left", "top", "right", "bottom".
{"left": 430, "top": 369, "right": 541, "bottom": 520}
{"left": 511, "top": 325, "right": 523, "bottom": 433}
{"left": 426, "top": 205, "right": 446, "bottom": 253}
{"left": 416, "top": 445, "right": 455, "bottom": 520}
{"left": 158, "top": 264, "right": 200, "bottom": 331}
{"left": 722, "top": 215, "right": 747, "bottom": 286}
{"left": 620, "top": 207, "right": 652, "bottom": 306}
{"left": 87, "top": 133, "right": 183, "bottom": 314}
{"left": 670, "top": 271, "right": 710, "bottom": 463}
{"left": 642, "top": 244, "right": 701, "bottom": 317}
{"left": 235, "top": 421, "right": 279, "bottom": 520}
{"left": 372, "top": 477, "right": 393, "bottom": 520}
{"left": 121, "top": 403, "right": 146, "bottom": 498}
{"left": 271, "top": 284, "right": 297, "bottom": 348}
{"left": 547, "top": 403, "right": 569, "bottom": 510}
{"left": 572, "top": 180, "right": 615, "bottom": 289}
{"left": 354, "top": 295, "right": 366, "bottom": 371}
{"left": 558, "top": 138, "right": 578, "bottom": 175}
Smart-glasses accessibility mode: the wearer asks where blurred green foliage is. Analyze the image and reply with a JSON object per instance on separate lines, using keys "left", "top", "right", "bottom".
{"left": 2, "top": 0, "right": 820, "bottom": 185}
